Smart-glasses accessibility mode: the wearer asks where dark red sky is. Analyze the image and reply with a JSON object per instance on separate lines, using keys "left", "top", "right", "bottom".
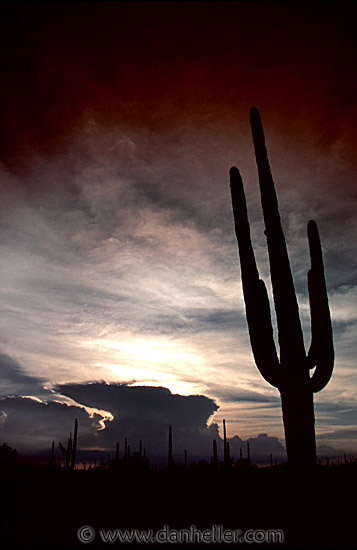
{"left": 1, "top": 1, "right": 356, "bottom": 166}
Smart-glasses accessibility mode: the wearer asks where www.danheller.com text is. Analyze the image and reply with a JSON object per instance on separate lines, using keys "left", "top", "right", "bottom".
{"left": 77, "top": 525, "right": 285, "bottom": 544}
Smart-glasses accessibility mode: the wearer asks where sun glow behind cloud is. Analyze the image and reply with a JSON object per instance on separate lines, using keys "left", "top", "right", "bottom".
{"left": 83, "top": 337, "right": 209, "bottom": 395}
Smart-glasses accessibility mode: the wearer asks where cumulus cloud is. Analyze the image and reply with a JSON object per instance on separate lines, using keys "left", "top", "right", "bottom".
{"left": 244, "top": 434, "right": 286, "bottom": 462}
{"left": 56, "top": 382, "right": 220, "bottom": 458}
{"left": 0, "top": 397, "right": 103, "bottom": 451}
{"left": 53, "top": 381, "right": 288, "bottom": 462}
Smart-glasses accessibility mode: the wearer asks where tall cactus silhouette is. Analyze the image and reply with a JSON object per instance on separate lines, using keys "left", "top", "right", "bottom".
{"left": 229, "top": 107, "right": 334, "bottom": 469}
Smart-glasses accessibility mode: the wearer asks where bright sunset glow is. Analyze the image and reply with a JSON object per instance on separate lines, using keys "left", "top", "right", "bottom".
{"left": 86, "top": 338, "right": 206, "bottom": 369}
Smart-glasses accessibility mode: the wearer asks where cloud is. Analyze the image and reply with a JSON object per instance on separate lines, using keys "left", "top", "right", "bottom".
{"left": 314, "top": 400, "right": 357, "bottom": 427}
{"left": 204, "top": 383, "right": 280, "bottom": 405}
{"left": 316, "top": 445, "right": 350, "bottom": 459}
{"left": 53, "top": 382, "right": 287, "bottom": 463}
{"left": 0, "top": 396, "right": 103, "bottom": 451}
{"left": 3, "top": 374, "right": 354, "bottom": 463}
{"left": 317, "top": 428, "right": 357, "bottom": 441}
{"left": 0, "top": 351, "right": 49, "bottom": 398}
{"left": 244, "top": 434, "right": 286, "bottom": 462}
{"left": 56, "top": 382, "right": 220, "bottom": 458}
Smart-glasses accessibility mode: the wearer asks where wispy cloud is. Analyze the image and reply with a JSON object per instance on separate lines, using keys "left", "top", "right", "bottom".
{"left": 0, "top": 107, "right": 356, "bottom": 451}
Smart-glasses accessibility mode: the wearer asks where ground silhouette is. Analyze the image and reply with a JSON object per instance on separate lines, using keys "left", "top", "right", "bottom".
{"left": 1, "top": 450, "right": 356, "bottom": 549}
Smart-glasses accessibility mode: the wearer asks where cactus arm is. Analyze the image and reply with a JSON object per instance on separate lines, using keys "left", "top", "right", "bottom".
{"left": 250, "top": 107, "right": 306, "bottom": 367}
{"left": 307, "top": 220, "right": 334, "bottom": 392}
{"left": 230, "top": 166, "right": 281, "bottom": 388}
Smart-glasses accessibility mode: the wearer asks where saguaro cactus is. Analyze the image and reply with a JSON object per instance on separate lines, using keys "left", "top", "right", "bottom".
{"left": 229, "top": 107, "right": 334, "bottom": 469}
{"left": 223, "top": 418, "right": 228, "bottom": 464}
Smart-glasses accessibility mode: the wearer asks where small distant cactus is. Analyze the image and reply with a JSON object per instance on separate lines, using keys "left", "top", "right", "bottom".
{"left": 59, "top": 418, "right": 78, "bottom": 470}
{"left": 229, "top": 107, "right": 334, "bottom": 469}
{"left": 223, "top": 419, "right": 228, "bottom": 465}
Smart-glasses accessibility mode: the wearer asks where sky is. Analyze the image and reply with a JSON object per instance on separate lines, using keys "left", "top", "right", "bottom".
{"left": 0, "top": 2, "right": 356, "bottom": 462}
